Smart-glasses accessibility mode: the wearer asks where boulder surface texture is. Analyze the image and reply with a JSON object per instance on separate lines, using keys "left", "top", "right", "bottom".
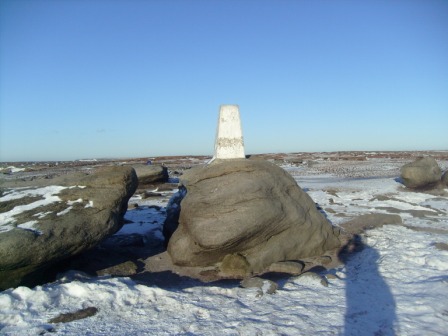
{"left": 400, "top": 157, "right": 442, "bottom": 189}
{"left": 166, "top": 159, "right": 341, "bottom": 277}
{"left": 132, "top": 164, "right": 168, "bottom": 186}
{"left": 0, "top": 166, "right": 138, "bottom": 290}
{"left": 442, "top": 170, "right": 448, "bottom": 187}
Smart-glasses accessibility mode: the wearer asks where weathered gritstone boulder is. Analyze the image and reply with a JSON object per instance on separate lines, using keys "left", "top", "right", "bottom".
{"left": 132, "top": 164, "right": 168, "bottom": 186}
{"left": 166, "top": 159, "right": 341, "bottom": 277}
{"left": 0, "top": 166, "right": 138, "bottom": 290}
{"left": 400, "top": 157, "right": 442, "bottom": 189}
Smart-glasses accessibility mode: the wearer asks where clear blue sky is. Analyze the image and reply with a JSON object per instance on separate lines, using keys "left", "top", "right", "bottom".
{"left": 1, "top": 0, "right": 447, "bottom": 161}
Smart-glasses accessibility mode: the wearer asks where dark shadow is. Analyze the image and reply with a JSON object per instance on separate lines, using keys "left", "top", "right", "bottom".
{"left": 131, "top": 270, "right": 241, "bottom": 291}
{"left": 339, "top": 235, "right": 398, "bottom": 336}
{"left": 394, "top": 177, "right": 403, "bottom": 185}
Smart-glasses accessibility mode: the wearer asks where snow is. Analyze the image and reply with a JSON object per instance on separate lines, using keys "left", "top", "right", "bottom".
{"left": 0, "top": 186, "right": 90, "bottom": 233}
{"left": 1, "top": 162, "right": 448, "bottom": 335}
{"left": 0, "top": 186, "right": 67, "bottom": 233}
{"left": 16, "top": 221, "right": 40, "bottom": 234}
{"left": 0, "top": 166, "right": 26, "bottom": 173}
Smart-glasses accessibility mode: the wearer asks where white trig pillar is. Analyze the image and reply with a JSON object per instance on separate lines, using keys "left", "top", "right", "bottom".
{"left": 213, "top": 105, "right": 245, "bottom": 160}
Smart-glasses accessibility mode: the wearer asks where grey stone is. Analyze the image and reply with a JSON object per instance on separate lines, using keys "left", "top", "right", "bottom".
{"left": 400, "top": 157, "right": 442, "bottom": 189}
{"left": 325, "top": 273, "right": 338, "bottom": 280}
{"left": 267, "top": 261, "right": 305, "bottom": 275}
{"left": 298, "top": 271, "right": 328, "bottom": 287}
{"left": 132, "top": 164, "right": 168, "bottom": 186}
{"left": 166, "top": 159, "right": 341, "bottom": 277}
{"left": 0, "top": 166, "right": 138, "bottom": 290}
{"left": 97, "top": 260, "right": 138, "bottom": 277}
{"left": 48, "top": 307, "right": 98, "bottom": 324}
{"left": 240, "top": 277, "right": 278, "bottom": 295}
{"left": 433, "top": 242, "right": 448, "bottom": 251}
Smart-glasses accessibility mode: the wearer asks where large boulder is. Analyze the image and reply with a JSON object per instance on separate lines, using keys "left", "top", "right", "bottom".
{"left": 165, "top": 159, "right": 341, "bottom": 277}
{"left": 400, "top": 157, "right": 442, "bottom": 189}
{"left": 0, "top": 166, "right": 138, "bottom": 290}
{"left": 132, "top": 164, "right": 168, "bottom": 187}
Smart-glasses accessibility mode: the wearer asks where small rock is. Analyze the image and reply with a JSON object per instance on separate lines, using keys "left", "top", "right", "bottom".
{"left": 97, "top": 260, "right": 138, "bottom": 277}
{"left": 298, "top": 272, "right": 328, "bottom": 287}
{"left": 142, "top": 191, "right": 163, "bottom": 199}
{"left": 325, "top": 273, "right": 338, "bottom": 280}
{"left": 318, "top": 256, "right": 332, "bottom": 265}
{"left": 320, "top": 278, "right": 329, "bottom": 287}
{"left": 220, "top": 253, "right": 251, "bottom": 278}
{"left": 267, "top": 261, "right": 304, "bottom": 275}
{"left": 48, "top": 307, "right": 98, "bottom": 324}
{"left": 240, "top": 277, "right": 278, "bottom": 295}
{"left": 433, "top": 242, "right": 448, "bottom": 251}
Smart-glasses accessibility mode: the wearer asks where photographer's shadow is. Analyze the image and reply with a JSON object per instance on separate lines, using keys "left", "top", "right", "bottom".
{"left": 339, "top": 235, "right": 398, "bottom": 336}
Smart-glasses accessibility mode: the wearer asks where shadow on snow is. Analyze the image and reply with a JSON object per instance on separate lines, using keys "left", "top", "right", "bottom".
{"left": 339, "top": 234, "right": 398, "bottom": 336}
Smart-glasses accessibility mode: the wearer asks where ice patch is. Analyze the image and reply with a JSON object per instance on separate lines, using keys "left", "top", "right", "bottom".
{"left": 421, "top": 198, "right": 448, "bottom": 212}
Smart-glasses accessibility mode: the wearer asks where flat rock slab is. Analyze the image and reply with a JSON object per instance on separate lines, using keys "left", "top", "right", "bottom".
{"left": 340, "top": 213, "right": 403, "bottom": 235}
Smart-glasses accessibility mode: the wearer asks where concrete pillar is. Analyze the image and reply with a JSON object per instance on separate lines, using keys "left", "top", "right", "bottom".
{"left": 213, "top": 105, "right": 245, "bottom": 160}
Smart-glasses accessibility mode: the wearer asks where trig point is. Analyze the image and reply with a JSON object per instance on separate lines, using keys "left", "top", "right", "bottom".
{"left": 213, "top": 105, "right": 245, "bottom": 160}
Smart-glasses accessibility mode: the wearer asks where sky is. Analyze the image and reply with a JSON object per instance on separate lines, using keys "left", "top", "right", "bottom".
{"left": 0, "top": 0, "right": 447, "bottom": 161}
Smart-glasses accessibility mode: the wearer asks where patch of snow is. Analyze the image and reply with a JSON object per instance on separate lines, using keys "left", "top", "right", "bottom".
{"left": 1, "top": 166, "right": 26, "bottom": 173}
{"left": 0, "top": 186, "right": 92, "bottom": 233}
{"left": 118, "top": 206, "right": 166, "bottom": 237}
{"left": 0, "top": 186, "right": 67, "bottom": 233}
{"left": 67, "top": 198, "right": 83, "bottom": 206}
{"left": 12, "top": 167, "right": 26, "bottom": 173}
{"left": 421, "top": 198, "right": 448, "bottom": 212}
{"left": 0, "top": 186, "right": 66, "bottom": 202}
{"left": 56, "top": 206, "right": 73, "bottom": 216}
{"left": 17, "top": 221, "right": 42, "bottom": 235}
{"left": 33, "top": 211, "right": 53, "bottom": 219}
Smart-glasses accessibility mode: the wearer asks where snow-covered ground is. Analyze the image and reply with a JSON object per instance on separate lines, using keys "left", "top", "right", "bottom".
{"left": 1, "top": 160, "right": 448, "bottom": 335}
